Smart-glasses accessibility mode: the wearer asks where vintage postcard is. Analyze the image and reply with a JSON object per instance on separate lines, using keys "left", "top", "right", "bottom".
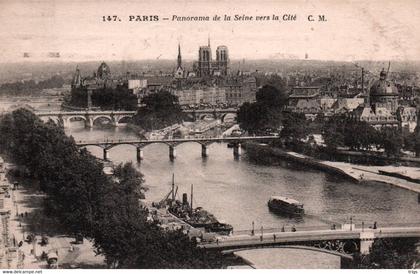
{"left": 0, "top": 0, "right": 419, "bottom": 270}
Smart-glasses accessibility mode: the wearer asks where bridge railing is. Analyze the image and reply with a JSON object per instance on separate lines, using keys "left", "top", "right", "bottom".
{"left": 74, "top": 135, "right": 278, "bottom": 144}
{"left": 232, "top": 222, "right": 420, "bottom": 236}
{"left": 232, "top": 224, "right": 340, "bottom": 236}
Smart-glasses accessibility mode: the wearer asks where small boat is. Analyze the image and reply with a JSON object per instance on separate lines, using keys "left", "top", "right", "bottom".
{"left": 268, "top": 196, "right": 304, "bottom": 216}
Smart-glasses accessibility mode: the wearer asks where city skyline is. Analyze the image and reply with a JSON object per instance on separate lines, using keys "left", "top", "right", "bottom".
{"left": 0, "top": 0, "right": 420, "bottom": 63}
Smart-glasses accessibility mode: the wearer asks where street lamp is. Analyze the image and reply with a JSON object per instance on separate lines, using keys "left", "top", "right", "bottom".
{"left": 350, "top": 216, "right": 354, "bottom": 231}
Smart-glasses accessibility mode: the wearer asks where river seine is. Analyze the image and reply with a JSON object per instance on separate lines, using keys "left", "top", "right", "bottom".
{"left": 2, "top": 96, "right": 418, "bottom": 231}
{"left": 66, "top": 125, "right": 420, "bottom": 231}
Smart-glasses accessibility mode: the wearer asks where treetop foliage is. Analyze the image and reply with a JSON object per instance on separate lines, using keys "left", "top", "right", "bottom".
{"left": 0, "top": 108, "right": 224, "bottom": 268}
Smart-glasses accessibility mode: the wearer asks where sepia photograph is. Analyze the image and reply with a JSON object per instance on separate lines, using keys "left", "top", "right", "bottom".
{"left": 0, "top": 0, "right": 419, "bottom": 270}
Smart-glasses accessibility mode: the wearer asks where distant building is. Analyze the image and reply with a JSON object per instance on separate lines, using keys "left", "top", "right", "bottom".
{"left": 172, "top": 86, "right": 226, "bottom": 106}
{"left": 349, "top": 68, "right": 418, "bottom": 132}
{"left": 369, "top": 69, "right": 399, "bottom": 113}
{"left": 351, "top": 104, "right": 399, "bottom": 128}
{"left": 71, "top": 61, "right": 120, "bottom": 91}
{"left": 398, "top": 106, "right": 417, "bottom": 132}
{"left": 224, "top": 76, "right": 257, "bottom": 106}
{"left": 331, "top": 98, "right": 365, "bottom": 114}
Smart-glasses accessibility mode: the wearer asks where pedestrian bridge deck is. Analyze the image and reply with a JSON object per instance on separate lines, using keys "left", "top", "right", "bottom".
{"left": 199, "top": 225, "right": 420, "bottom": 250}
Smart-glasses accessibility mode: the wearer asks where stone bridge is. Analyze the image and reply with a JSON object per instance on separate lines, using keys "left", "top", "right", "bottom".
{"left": 183, "top": 108, "right": 238, "bottom": 122}
{"left": 75, "top": 135, "right": 278, "bottom": 161}
{"left": 35, "top": 110, "right": 136, "bottom": 128}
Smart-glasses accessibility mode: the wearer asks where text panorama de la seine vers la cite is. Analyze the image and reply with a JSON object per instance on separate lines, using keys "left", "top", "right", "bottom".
{"left": 101, "top": 14, "right": 327, "bottom": 22}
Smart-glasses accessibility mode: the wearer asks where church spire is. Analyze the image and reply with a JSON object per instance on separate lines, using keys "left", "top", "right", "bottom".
{"left": 177, "top": 43, "right": 182, "bottom": 69}
{"left": 72, "top": 65, "right": 82, "bottom": 88}
{"left": 208, "top": 36, "right": 211, "bottom": 47}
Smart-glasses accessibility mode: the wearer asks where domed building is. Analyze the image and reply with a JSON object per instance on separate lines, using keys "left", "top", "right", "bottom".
{"left": 369, "top": 69, "right": 399, "bottom": 113}
{"left": 350, "top": 68, "right": 417, "bottom": 132}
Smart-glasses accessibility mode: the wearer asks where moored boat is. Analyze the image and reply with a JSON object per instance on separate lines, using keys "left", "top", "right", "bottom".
{"left": 268, "top": 196, "right": 304, "bottom": 216}
{"left": 157, "top": 175, "right": 233, "bottom": 235}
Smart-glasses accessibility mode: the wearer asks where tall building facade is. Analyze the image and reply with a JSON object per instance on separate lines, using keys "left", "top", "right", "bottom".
{"left": 198, "top": 44, "right": 212, "bottom": 77}
{"left": 215, "top": 46, "right": 229, "bottom": 76}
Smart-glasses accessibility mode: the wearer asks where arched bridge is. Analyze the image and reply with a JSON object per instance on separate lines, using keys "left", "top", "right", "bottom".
{"left": 35, "top": 110, "right": 136, "bottom": 128}
{"left": 75, "top": 135, "right": 278, "bottom": 161}
{"left": 199, "top": 223, "right": 420, "bottom": 256}
{"left": 183, "top": 108, "right": 238, "bottom": 122}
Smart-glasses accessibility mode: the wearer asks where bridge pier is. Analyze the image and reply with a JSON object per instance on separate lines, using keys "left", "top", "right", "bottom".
{"left": 169, "top": 146, "right": 177, "bottom": 160}
{"left": 359, "top": 231, "right": 375, "bottom": 254}
{"left": 201, "top": 144, "right": 209, "bottom": 158}
{"left": 103, "top": 148, "right": 109, "bottom": 161}
{"left": 233, "top": 143, "right": 242, "bottom": 158}
{"left": 85, "top": 118, "right": 93, "bottom": 129}
{"left": 136, "top": 147, "right": 144, "bottom": 162}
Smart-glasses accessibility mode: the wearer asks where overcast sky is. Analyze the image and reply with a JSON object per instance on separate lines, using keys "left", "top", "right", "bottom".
{"left": 1, "top": 0, "right": 419, "bottom": 62}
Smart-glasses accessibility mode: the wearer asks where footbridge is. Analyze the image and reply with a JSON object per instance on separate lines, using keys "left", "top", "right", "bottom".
{"left": 35, "top": 110, "right": 136, "bottom": 128}
{"left": 75, "top": 135, "right": 278, "bottom": 161}
{"left": 199, "top": 224, "right": 420, "bottom": 256}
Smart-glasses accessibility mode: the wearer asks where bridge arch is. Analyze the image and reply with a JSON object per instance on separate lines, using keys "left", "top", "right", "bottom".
{"left": 223, "top": 245, "right": 354, "bottom": 260}
{"left": 66, "top": 115, "right": 87, "bottom": 122}
{"left": 198, "top": 113, "right": 216, "bottom": 120}
{"left": 91, "top": 115, "right": 114, "bottom": 126}
{"left": 221, "top": 113, "right": 237, "bottom": 123}
{"left": 116, "top": 115, "right": 133, "bottom": 124}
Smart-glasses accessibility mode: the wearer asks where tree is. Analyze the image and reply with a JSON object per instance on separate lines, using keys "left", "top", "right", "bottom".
{"left": 280, "top": 112, "right": 309, "bottom": 146}
{"left": 91, "top": 85, "right": 138, "bottom": 110}
{"left": 321, "top": 114, "right": 379, "bottom": 152}
{"left": 69, "top": 84, "right": 137, "bottom": 110}
{"left": 412, "top": 122, "right": 420, "bottom": 157}
{"left": 112, "top": 162, "right": 146, "bottom": 199}
{"left": 322, "top": 115, "right": 346, "bottom": 150}
{"left": 255, "top": 84, "right": 288, "bottom": 107}
{"left": 0, "top": 107, "right": 225, "bottom": 268}
{"left": 356, "top": 238, "right": 418, "bottom": 268}
{"left": 377, "top": 127, "right": 403, "bottom": 157}
{"left": 237, "top": 85, "right": 287, "bottom": 133}
{"left": 255, "top": 74, "right": 287, "bottom": 93}
{"left": 133, "top": 91, "right": 184, "bottom": 131}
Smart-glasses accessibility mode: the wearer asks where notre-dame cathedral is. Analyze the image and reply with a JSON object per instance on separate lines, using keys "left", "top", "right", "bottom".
{"left": 175, "top": 39, "right": 230, "bottom": 78}
{"left": 195, "top": 39, "right": 229, "bottom": 77}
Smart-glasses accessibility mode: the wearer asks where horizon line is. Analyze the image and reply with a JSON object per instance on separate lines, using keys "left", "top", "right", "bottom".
{"left": 2, "top": 58, "right": 420, "bottom": 65}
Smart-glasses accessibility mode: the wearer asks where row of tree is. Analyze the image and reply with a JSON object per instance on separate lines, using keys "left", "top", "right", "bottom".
{"left": 0, "top": 75, "right": 65, "bottom": 96}
{"left": 69, "top": 84, "right": 138, "bottom": 110}
{"left": 0, "top": 109, "right": 224, "bottom": 268}
{"left": 321, "top": 114, "right": 420, "bottom": 158}
{"left": 322, "top": 115, "right": 400, "bottom": 156}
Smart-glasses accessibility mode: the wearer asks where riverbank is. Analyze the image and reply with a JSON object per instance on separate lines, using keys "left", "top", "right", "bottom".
{"left": 245, "top": 143, "right": 420, "bottom": 194}
{"left": 1, "top": 160, "right": 105, "bottom": 269}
